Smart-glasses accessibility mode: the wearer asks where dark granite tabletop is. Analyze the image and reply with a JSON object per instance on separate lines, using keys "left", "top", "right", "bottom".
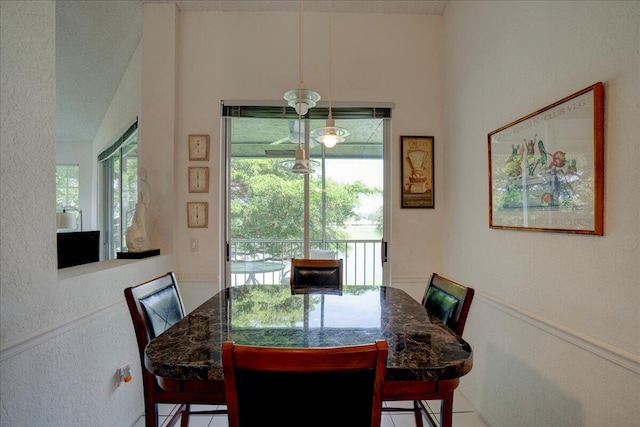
{"left": 145, "top": 285, "right": 472, "bottom": 382}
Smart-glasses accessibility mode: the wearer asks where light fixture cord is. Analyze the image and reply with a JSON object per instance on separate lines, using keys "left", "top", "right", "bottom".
{"left": 298, "top": 0, "right": 304, "bottom": 91}
{"left": 298, "top": 0, "right": 303, "bottom": 149}
{"left": 328, "top": 0, "right": 333, "bottom": 119}
{"left": 298, "top": 114, "right": 302, "bottom": 149}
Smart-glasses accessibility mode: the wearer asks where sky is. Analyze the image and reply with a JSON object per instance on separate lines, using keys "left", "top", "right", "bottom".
{"left": 325, "top": 158, "right": 383, "bottom": 217}
{"left": 325, "top": 159, "right": 383, "bottom": 188}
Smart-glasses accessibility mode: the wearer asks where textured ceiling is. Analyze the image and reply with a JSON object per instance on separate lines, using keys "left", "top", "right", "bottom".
{"left": 55, "top": 0, "right": 447, "bottom": 144}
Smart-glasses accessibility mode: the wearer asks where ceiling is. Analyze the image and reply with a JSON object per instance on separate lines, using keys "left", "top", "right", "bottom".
{"left": 55, "top": 0, "right": 447, "bottom": 145}
{"left": 154, "top": 0, "right": 448, "bottom": 14}
{"left": 56, "top": 0, "right": 143, "bottom": 143}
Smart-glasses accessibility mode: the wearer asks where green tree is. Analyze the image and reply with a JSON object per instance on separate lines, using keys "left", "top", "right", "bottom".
{"left": 230, "top": 159, "right": 380, "bottom": 258}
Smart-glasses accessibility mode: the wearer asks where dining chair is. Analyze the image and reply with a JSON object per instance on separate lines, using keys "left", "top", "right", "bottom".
{"left": 289, "top": 258, "right": 343, "bottom": 294}
{"left": 421, "top": 272, "right": 475, "bottom": 336}
{"left": 384, "top": 273, "right": 475, "bottom": 427}
{"left": 221, "top": 340, "right": 388, "bottom": 427}
{"left": 279, "top": 250, "right": 337, "bottom": 284}
{"left": 124, "top": 272, "right": 227, "bottom": 427}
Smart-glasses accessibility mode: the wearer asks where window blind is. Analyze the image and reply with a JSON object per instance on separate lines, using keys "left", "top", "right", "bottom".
{"left": 98, "top": 120, "right": 138, "bottom": 162}
{"left": 221, "top": 103, "right": 392, "bottom": 120}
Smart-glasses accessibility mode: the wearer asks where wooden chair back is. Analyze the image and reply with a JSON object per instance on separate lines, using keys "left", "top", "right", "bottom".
{"left": 222, "top": 340, "right": 388, "bottom": 427}
{"left": 290, "top": 258, "right": 343, "bottom": 294}
{"left": 421, "top": 273, "right": 475, "bottom": 336}
{"left": 125, "top": 272, "right": 226, "bottom": 427}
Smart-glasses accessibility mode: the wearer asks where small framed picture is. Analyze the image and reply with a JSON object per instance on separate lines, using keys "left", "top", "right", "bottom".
{"left": 188, "top": 167, "right": 209, "bottom": 193}
{"left": 188, "top": 134, "right": 210, "bottom": 161}
{"left": 187, "top": 202, "right": 208, "bottom": 228}
{"left": 401, "top": 136, "right": 434, "bottom": 208}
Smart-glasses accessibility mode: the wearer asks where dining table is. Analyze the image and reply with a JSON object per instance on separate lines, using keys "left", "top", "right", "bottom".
{"left": 145, "top": 284, "right": 473, "bottom": 426}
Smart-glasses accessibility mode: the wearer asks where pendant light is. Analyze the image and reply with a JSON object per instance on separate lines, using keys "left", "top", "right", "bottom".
{"left": 281, "top": 0, "right": 320, "bottom": 174}
{"left": 283, "top": 0, "right": 320, "bottom": 116}
{"left": 281, "top": 114, "right": 319, "bottom": 174}
{"left": 310, "top": 0, "right": 350, "bottom": 148}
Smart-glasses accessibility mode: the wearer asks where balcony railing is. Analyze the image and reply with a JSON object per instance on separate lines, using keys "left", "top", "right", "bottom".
{"left": 229, "top": 239, "right": 383, "bottom": 287}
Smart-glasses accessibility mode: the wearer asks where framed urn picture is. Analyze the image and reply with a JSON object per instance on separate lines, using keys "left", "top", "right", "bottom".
{"left": 188, "top": 134, "right": 210, "bottom": 161}
{"left": 401, "top": 136, "right": 434, "bottom": 208}
{"left": 188, "top": 166, "right": 209, "bottom": 193}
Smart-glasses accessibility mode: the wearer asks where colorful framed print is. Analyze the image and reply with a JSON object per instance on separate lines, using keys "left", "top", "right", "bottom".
{"left": 488, "top": 82, "right": 604, "bottom": 235}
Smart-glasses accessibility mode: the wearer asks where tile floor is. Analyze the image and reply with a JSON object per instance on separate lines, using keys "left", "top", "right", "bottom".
{"left": 132, "top": 392, "right": 489, "bottom": 427}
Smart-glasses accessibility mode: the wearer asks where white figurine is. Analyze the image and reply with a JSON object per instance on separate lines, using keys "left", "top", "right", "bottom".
{"left": 125, "top": 168, "right": 151, "bottom": 252}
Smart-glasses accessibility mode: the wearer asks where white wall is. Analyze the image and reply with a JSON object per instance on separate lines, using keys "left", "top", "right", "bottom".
{"left": 92, "top": 40, "right": 143, "bottom": 235}
{"left": 442, "top": 1, "right": 640, "bottom": 426}
{"left": 141, "top": 4, "right": 445, "bottom": 302}
{"left": 54, "top": 39, "right": 141, "bottom": 236}
{"left": 0, "top": 2, "right": 175, "bottom": 426}
{"left": 141, "top": 3, "right": 178, "bottom": 258}
{"left": 4, "top": 1, "right": 637, "bottom": 426}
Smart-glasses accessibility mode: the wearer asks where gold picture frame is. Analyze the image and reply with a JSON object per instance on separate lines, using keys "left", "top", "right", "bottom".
{"left": 187, "top": 202, "right": 208, "bottom": 228}
{"left": 488, "top": 82, "right": 604, "bottom": 235}
{"left": 188, "top": 166, "right": 209, "bottom": 193}
{"left": 188, "top": 134, "right": 210, "bottom": 161}
{"left": 401, "top": 136, "right": 434, "bottom": 208}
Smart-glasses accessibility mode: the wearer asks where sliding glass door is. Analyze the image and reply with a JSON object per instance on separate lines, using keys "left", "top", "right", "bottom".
{"left": 222, "top": 104, "right": 391, "bottom": 288}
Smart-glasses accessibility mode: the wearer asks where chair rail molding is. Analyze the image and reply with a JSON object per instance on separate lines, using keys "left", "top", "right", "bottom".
{"left": 475, "top": 290, "right": 640, "bottom": 374}
{"left": 0, "top": 298, "right": 123, "bottom": 361}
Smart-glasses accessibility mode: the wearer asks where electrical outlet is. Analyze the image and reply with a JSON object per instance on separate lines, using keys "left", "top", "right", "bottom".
{"left": 190, "top": 238, "right": 198, "bottom": 252}
{"left": 118, "top": 365, "right": 132, "bottom": 385}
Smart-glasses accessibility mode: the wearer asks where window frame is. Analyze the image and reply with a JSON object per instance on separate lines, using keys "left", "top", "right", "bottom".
{"left": 220, "top": 103, "right": 393, "bottom": 287}
{"left": 98, "top": 120, "right": 139, "bottom": 259}
{"left": 56, "top": 164, "right": 80, "bottom": 210}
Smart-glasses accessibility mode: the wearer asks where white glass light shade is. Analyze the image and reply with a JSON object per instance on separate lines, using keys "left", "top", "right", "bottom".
{"left": 283, "top": 88, "right": 321, "bottom": 115}
{"left": 310, "top": 117, "right": 350, "bottom": 148}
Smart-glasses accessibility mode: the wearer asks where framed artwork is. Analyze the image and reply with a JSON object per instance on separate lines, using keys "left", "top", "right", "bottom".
{"left": 488, "top": 82, "right": 604, "bottom": 235}
{"left": 187, "top": 202, "right": 208, "bottom": 228}
{"left": 188, "top": 166, "right": 209, "bottom": 193}
{"left": 188, "top": 134, "right": 210, "bottom": 161}
{"left": 401, "top": 136, "right": 434, "bottom": 208}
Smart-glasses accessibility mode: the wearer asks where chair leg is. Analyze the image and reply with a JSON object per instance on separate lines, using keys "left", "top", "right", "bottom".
{"left": 180, "top": 404, "right": 190, "bottom": 427}
{"left": 440, "top": 392, "right": 454, "bottom": 427}
{"left": 165, "top": 404, "right": 188, "bottom": 427}
{"left": 412, "top": 400, "right": 424, "bottom": 427}
{"left": 145, "top": 402, "right": 159, "bottom": 427}
{"left": 416, "top": 400, "right": 441, "bottom": 427}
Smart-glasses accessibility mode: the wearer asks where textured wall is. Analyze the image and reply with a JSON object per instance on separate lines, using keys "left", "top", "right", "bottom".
{"left": 1, "top": 0, "right": 57, "bottom": 343}
{"left": 442, "top": 1, "right": 640, "bottom": 426}
{"left": 0, "top": 2, "right": 174, "bottom": 426}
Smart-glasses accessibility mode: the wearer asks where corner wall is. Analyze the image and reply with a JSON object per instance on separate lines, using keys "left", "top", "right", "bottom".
{"left": 442, "top": 1, "right": 640, "bottom": 425}
{"left": 1, "top": 3, "right": 174, "bottom": 426}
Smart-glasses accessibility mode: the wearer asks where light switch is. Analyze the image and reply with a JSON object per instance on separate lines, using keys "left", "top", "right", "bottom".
{"left": 190, "top": 239, "right": 198, "bottom": 252}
